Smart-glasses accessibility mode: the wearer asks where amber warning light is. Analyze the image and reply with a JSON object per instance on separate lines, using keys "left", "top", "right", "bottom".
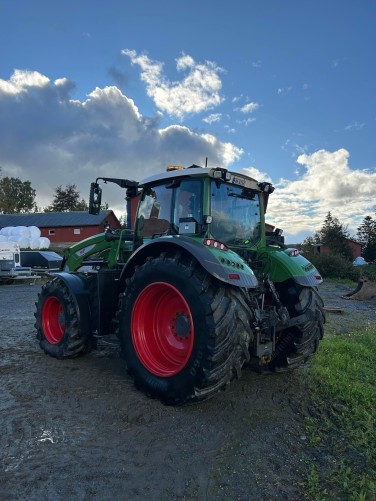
{"left": 167, "top": 165, "right": 185, "bottom": 171}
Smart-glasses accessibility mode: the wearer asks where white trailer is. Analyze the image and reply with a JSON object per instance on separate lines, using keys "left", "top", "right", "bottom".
{"left": 0, "top": 242, "right": 40, "bottom": 282}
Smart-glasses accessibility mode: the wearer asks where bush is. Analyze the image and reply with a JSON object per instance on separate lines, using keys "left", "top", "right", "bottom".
{"left": 361, "top": 263, "right": 376, "bottom": 280}
{"left": 306, "top": 252, "right": 360, "bottom": 281}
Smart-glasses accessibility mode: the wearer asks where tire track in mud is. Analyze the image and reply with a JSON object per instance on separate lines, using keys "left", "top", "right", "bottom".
{"left": 1, "top": 283, "right": 312, "bottom": 500}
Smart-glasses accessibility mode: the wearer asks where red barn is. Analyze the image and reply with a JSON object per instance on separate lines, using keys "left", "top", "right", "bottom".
{"left": 314, "top": 238, "right": 362, "bottom": 259}
{"left": 0, "top": 211, "right": 121, "bottom": 247}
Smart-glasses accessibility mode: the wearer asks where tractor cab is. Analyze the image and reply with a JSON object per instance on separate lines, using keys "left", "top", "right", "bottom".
{"left": 134, "top": 165, "right": 272, "bottom": 250}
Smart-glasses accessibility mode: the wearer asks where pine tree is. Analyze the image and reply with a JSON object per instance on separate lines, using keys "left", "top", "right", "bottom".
{"left": 357, "top": 215, "right": 376, "bottom": 262}
{"left": 315, "top": 212, "right": 353, "bottom": 260}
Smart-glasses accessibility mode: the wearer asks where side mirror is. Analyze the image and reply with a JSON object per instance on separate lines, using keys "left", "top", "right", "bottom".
{"left": 89, "top": 182, "right": 102, "bottom": 215}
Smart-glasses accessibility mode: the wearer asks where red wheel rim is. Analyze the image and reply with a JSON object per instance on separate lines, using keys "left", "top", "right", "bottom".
{"left": 131, "top": 282, "right": 194, "bottom": 377}
{"left": 42, "top": 296, "right": 65, "bottom": 344}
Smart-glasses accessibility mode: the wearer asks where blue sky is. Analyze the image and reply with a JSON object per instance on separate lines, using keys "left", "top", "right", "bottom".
{"left": 0, "top": 0, "right": 375, "bottom": 241}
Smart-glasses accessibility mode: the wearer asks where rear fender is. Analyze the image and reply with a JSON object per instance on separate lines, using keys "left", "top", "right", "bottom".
{"left": 257, "top": 247, "right": 323, "bottom": 287}
{"left": 120, "top": 236, "right": 258, "bottom": 289}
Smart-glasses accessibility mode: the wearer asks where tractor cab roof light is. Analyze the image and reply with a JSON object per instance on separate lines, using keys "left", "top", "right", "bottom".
{"left": 212, "top": 168, "right": 231, "bottom": 182}
{"left": 167, "top": 165, "right": 185, "bottom": 171}
{"left": 258, "top": 182, "right": 275, "bottom": 194}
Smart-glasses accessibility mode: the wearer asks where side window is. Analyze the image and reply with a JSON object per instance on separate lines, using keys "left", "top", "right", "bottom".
{"left": 137, "top": 184, "right": 172, "bottom": 237}
{"left": 173, "top": 180, "right": 202, "bottom": 226}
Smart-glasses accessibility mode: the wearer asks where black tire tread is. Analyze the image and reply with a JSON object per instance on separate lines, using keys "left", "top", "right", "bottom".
{"left": 34, "top": 277, "right": 92, "bottom": 359}
{"left": 117, "top": 252, "right": 253, "bottom": 404}
{"left": 269, "top": 285, "right": 325, "bottom": 372}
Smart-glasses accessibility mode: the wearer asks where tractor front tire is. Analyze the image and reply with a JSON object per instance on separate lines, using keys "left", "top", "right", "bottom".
{"left": 117, "top": 252, "right": 253, "bottom": 404}
{"left": 35, "top": 277, "right": 92, "bottom": 359}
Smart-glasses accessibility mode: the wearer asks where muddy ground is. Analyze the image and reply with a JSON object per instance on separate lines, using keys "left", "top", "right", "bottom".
{"left": 0, "top": 280, "right": 375, "bottom": 501}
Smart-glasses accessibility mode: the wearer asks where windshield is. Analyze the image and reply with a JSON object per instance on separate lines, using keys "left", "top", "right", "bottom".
{"left": 210, "top": 181, "right": 261, "bottom": 245}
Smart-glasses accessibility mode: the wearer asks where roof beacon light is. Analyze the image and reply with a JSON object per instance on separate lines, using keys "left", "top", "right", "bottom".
{"left": 167, "top": 165, "right": 185, "bottom": 172}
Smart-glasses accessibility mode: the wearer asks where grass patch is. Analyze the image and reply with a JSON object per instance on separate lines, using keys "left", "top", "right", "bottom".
{"left": 304, "top": 326, "right": 376, "bottom": 499}
{"left": 323, "top": 277, "right": 358, "bottom": 288}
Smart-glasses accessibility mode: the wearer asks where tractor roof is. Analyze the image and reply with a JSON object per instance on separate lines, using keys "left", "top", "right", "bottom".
{"left": 139, "top": 165, "right": 274, "bottom": 194}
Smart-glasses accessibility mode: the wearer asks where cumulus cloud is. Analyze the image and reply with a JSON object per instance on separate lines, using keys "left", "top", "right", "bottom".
{"left": 239, "top": 166, "right": 272, "bottom": 183}
{"left": 121, "top": 49, "right": 224, "bottom": 119}
{"left": 266, "top": 149, "right": 376, "bottom": 240}
{"left": 1, "top": 69, "right": 375, "bottom": 243}
{"left": 0, "top": 69, "right": 241, "bottom": 212}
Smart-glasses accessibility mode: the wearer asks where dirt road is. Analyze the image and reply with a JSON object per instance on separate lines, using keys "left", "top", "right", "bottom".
{"left": 0, "top": 281, "right": 373, "bottom": 500}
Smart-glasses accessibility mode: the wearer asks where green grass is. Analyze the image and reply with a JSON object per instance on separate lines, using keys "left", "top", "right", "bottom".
{"left": 323, "top": 277, "right": 358, "bottom": 288}
{"left": 304, "top": 326, "right": 376, "bottom": 499}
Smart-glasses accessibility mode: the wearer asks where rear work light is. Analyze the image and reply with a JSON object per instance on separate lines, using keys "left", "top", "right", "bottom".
{"left": 204, "top": 239, "right": 228, "bottom": 251}
{"left": 287, "top": 249, "right": 300, "bottom": 257}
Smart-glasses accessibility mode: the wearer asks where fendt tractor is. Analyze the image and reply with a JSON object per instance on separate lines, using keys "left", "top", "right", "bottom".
{"left": 35, "top": 164, "right": 325, "bottom": 404}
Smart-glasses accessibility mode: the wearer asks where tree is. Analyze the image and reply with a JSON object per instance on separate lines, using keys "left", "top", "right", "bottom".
{"left": 314, "top": 212, "right": 353, "bottom": 260}
{"left": 0, "top": 176, "right": 36, "bottom": 214}
{"left": 45, "top": 184, "right": 88, "bottom": 212}
{"left": 357, "top": 215, "right": 376, "bottom": 262}
{"left": 301, "top": 235, "right": 316, "bottom": 253}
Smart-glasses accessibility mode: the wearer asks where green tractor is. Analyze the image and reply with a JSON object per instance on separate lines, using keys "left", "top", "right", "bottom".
{"left": 35, "top": 164, "right": 324, "bottom": 404}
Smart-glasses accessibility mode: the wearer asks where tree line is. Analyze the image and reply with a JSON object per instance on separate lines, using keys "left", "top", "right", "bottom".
{"left": 302, "top": 211, "right": 376, "bottom": 262}
{"left": 0, "top": 171, "right": 108, "bottom": 214}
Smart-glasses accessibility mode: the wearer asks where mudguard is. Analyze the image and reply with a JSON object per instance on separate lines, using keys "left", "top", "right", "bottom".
{"left": 51, "top": 272, "right": 92, "bottom": 333}
{"left": 257, "top": 247, "right": 323, "bottom": 286}
{"left": 120, "top": 235, "right": 259, "bottom": 288}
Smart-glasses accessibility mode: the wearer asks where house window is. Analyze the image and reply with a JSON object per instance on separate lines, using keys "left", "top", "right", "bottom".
{"left": 74, "top": 229, "right": 81, "bottom": 235}
{"left": 49, "top": 229, "right": 55, "bottom": 235}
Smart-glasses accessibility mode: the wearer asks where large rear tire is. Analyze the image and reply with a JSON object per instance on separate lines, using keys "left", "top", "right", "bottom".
{"left": 35, "top": 277, "right": 92, "bottom": 359}
{"left": 269, "top": 282, "right": 325, "bottom": 371}
{"left": 117, "top": 252, "right": 253, "bottom": 404}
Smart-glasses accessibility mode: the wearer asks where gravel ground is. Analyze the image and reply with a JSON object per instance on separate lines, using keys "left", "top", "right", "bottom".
{"left": 0, "top": 280, "right": 374, "bottom": 501}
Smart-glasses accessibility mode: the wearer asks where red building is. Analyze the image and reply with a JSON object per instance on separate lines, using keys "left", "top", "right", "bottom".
{"left": 0, "top": 211, "right": 120, "bottom": 246}
{"left": 315, "top": 238, "right": 362, "bottom": 259}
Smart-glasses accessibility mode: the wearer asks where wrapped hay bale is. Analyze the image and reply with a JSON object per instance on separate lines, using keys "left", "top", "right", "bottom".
{"left": 38, "top": 237, "right": 50, "bottom": 249}
{"left": 29, "top": 226, "right": 41, "bottom": 239}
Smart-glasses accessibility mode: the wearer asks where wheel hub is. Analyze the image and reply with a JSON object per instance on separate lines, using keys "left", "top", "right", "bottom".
{"left": 173, "top": 313, "right": 191, "bottom": 339}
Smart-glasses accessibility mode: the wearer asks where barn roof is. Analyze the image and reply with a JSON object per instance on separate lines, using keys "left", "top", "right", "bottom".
{"left": 0, "top": 210, "right": 116, "bottom": 228}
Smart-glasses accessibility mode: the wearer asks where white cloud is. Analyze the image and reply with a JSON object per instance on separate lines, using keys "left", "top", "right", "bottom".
{"left": 237, "top": 118, "right": 256, "bottom": 126}
{"left": 344, "top": 121, "right": 365, "bottom": 131}
{"left": 0, "top": 69, "right": 242, "bottom": 212}
{"left": 203, "top": 113, "right": 222, "bottom": 124}
{"left": 277, "top": 86, "right": 292, "bottom": 95}
{"left": 1, "top": 69, "right": 374, "bottom": 244}
{"left": 266, "top": 149, "right": 376, "bottom": 240}
{"left": 0, "top": 69, "right": 50, "bottom": 95}
{"left": 232, "top": 94, "right": 243, "bottom": 103}
{"left": 239, "top": 102, "right": 259, "bottom": 114}
{"left": 239, "top": 166, "right": 272, "bottom": 183}
{"left": 122, "top": 49, "right": 224, "bottom": 119}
